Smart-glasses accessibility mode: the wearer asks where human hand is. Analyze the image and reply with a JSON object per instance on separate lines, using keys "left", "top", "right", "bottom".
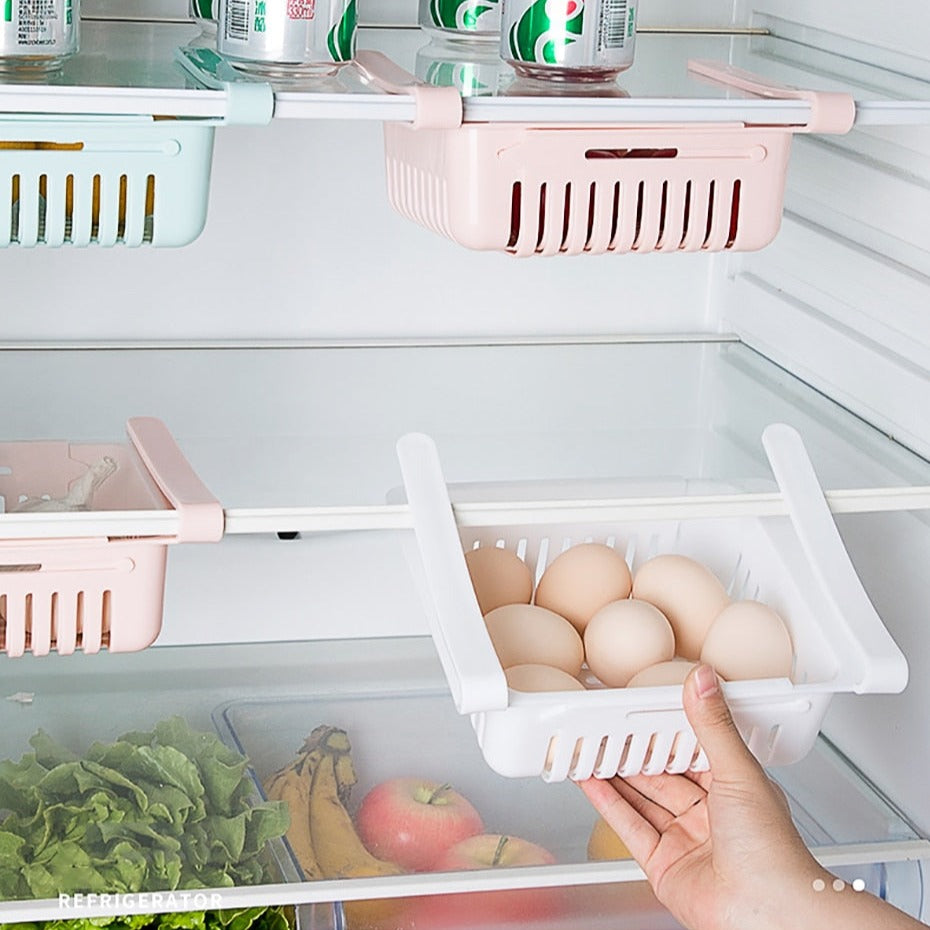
{"left": 578, "top": 664, "right": 823, "bottom": 930}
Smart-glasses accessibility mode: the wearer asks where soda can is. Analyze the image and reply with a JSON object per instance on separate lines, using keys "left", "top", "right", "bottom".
{"left": 418, "top": 0, "right": 502, "bottom": 42}
{"left": 190, "top": 0, "right": 218, "bottom": 34}
{"left": 416, "top": 37, "right": 503, "bottom": 97}
{"left": 502, "top": 0, "right": 637, "bottom": 82}
{"left": 0, "top": 0, "right": 79, "bottom": 73}
{"left": 217, "top": 0, "right": 356, "bottom": 73}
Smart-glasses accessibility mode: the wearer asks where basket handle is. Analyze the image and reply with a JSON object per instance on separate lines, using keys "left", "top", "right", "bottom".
{"left": 126, "top": 417, "right": 224, "bottom": 544}
{"left": 762, "top": 423, "right": 907, "bottom": 693}
{"left": 687, "top": 60, "right": 856, "bottom": 134}
{"left": 353, "top": 51, "right": 463, "bottom": 130}
{"left": 397, "top": 432, "right": 509, "bottom": 715}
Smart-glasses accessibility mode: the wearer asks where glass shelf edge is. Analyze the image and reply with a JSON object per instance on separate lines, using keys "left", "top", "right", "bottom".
{"left": 4, "top": 839, "right": 928, "bottom": 923}
{"left": 220, "top": 486, "right": 930, "bottom": 536}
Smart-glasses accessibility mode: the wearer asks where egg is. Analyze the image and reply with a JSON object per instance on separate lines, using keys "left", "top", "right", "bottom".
{"left": 700, "top": 600, "right": 794, "bottom": 681}
{"left": 534, "top": 542, "right": 633, "bottom": 635}
{"left": 632, "top": 554, "right": 729, "bottom": 660}
{"left": 464, "top": 545, "right": 534, "bottom": 615}
{"left": 583, "top": 599, "right": 675, "bottom": 688}
{"left": 627, "top": 659, "right": 698, "bottom": 688}
{"left": 484, "top": 603, "right": 585, "bottom": 676}
{"left": 505, "top": 663, "right": 586, "bottom": 692}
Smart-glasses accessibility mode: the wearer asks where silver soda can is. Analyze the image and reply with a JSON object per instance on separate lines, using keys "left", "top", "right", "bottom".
{"left": 502, "top": 0, "right": 636, "bottom": 82}
{"left": 217, "top": 0, "right": 356, "bottom": 73}
{"left": 418, "top": 0, "right": 501, "bottom": 42}
{"left": 0, "top": 0, "right": 79, "bottom": 72}
{"left": 415, "top": 37, "right": 503, "bottom": 97}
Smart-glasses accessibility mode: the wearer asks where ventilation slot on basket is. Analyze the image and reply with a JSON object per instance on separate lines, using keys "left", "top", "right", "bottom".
{"left": 0, "top": 587, "right": 113, "bottom": 655}
{"left": 4, "top": 165, "right": 158, "bottom": 246}
{"left": 585, "top": 148, "right": 679, "bottom": 160}
{"left": 727, "top": 179, "right": 741, "bottom": 249}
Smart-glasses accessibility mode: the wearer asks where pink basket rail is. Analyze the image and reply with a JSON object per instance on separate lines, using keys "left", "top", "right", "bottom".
{"left": 0, "top": 417, "right": 223, "bottom": 657}
{"left": 357, "top": 53, "right": 855, "bottom": 258}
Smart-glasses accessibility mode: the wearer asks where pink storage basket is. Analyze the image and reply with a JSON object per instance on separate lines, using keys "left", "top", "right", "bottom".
{"left": 0, "top": 417, "right": 223, "bottom": 657}
{"left": 358, "top": 55, "right": 856, "bottom": 257}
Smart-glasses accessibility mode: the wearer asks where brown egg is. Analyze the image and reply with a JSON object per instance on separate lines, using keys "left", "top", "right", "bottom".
{"left": 534, "top": 543, "right": 632, "bottom": 635}
{"left": 484, "top": 603, "right": 585, "bottom": 676}
{"left": 465, "top": 545, "right": 534, "bottom": 615}
{"left": 701, "top": 600, "right": 793, "bottom": 681}
{"left": 632, "top": 555, "right": 729, "bottom": 660}
{"left": 583, "top": 599, "right": 675, "bottom": 688}
{"left": 505, "top": 663, "right": 586, "bottom": 692}
{"left": 627, "top": 659, "right": 698, "bottom": 688}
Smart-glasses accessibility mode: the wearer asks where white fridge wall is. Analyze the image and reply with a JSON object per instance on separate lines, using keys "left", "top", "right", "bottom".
{"left": 714, "top": 4, "right": 930, "bottom": 839}
{"left": 0, "top": 120, "right": 716, "bottom": 343}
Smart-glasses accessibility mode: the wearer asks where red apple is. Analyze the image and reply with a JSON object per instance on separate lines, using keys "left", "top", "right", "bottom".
{"left": 355, "top": 777, "right": 484, "bottom": 872}
{"left": 406, "top": 834, "right": 563, "bottom": 928}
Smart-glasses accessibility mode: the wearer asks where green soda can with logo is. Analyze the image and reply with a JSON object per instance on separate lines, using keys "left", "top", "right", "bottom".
{"left": 416, "top": 37, "right": 503, "bottom": 96}
{"left": 190, "top": 0, "right": 218, "bottom": 34}
{"left": 419, "top": 0, "right": 502, "bottom": 42}
{"left": 217, "top": 0, "right": 356, "bottom": 74}
{"left": 502, "top": 0, "right": 637, "bottom": 82}
{"left": 0, "top": 0, "right": 78, "bottom": 72}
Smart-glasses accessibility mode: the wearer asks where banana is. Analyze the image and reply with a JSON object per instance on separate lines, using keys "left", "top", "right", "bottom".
{"left": 309, "top": 751, "right": 402, "bottom": 880}
{"left": 308, "top": 750, "right": 405, "bottom": 930}
{"left": 264, "top": 753, "right": 323, "bottom": 880}
{"left": 265, "top": 725, "right": 405, "bottom": 929}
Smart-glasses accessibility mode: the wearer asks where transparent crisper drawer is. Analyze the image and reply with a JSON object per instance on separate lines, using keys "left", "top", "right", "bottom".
{"left": 213, "top": 686, "right": 926, "bottom": 928}
{"left": 0, "top": 707, "right": 325, "bottom": 930}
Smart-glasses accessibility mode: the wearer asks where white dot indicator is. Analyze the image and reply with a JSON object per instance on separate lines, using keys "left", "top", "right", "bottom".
{"left": 833, "top": 879, "right": 846, "bottom": 892}
{"left": 852, "top": 879, "right": 866, "bottom": 892}
{"left": 812, "top": 879, "right": 826, "bottom": 892}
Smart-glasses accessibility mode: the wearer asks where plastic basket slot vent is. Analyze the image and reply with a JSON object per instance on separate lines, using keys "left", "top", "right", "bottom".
{"left": 543, "top": 728, "right": 707, "bottom": 782}
{"left": 5, "top": 167, "right": 157, "bottom": 247}
{"left": 0, "top": 588, "right": 112, "bottom": 657}
{"left": 387, "top": 155, "right": 452, "bottom": 240}
{"left": 508, "top": 175, "right": 743, "bottom": 256}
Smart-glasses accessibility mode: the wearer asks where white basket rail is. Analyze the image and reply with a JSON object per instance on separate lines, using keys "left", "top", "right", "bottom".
{"left": 396, "top": 424, "right": 908, "bottom": 781}
{"left": 0, "top": 417, "right": 223, "bottom": 657}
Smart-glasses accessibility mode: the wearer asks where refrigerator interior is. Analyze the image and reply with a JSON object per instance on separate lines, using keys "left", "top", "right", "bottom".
{"left": 2, "top": 0, "right": 930, "bottom": 926}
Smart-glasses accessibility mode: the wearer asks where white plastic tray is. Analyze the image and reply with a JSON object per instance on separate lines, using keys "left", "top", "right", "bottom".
{"left": 396, "top": 423, "right": 908, "bottom": 781}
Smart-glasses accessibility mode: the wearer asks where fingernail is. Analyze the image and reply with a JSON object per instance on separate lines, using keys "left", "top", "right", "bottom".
{"left": 694, "top": 664, "right": 719, "bottom": 698}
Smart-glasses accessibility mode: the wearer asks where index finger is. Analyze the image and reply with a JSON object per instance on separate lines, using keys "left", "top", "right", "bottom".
{"left": 577, "top": 776, "right": 660, "bottom": 867}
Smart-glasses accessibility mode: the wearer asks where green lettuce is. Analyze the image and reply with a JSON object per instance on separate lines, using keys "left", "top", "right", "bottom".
{"left": 0, "top": 718, "right": 290, "bottom": 901}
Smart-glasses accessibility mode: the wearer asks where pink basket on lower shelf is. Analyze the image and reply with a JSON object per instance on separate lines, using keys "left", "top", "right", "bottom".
{"left": 0, "top": 417, "right": 223, "bottom": 657}
{"left": 358, "top": 55, "right": 856, "bottom": 257}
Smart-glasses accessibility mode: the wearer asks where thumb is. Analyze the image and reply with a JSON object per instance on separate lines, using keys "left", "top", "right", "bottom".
{"left": 683, "top": 663, "right": 764, "bottom": 782}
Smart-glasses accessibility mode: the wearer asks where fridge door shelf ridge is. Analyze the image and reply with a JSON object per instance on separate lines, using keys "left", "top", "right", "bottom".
{"left": 396, "top": 423, "right": 908, "bottom": 783}
{"left": 376, "top": 58, "right": 854, "bottom": 257}
{"left": 0, "top": 416, "right": 222, "bottom": 658}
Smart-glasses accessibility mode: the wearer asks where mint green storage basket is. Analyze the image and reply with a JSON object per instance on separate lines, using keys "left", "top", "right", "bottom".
{"left": 0, "top": 118, "right": 215, "bottom": 247}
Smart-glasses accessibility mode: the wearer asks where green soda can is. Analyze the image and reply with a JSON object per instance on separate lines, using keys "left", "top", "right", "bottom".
{"left": 502, "top": 0, "right": 637, "bottom": 82}
{"left": 416, "top": 37, "right": 503, "bottom": 97}
{"left": 190, "top": 0, "right": 218, "bottom": 33}
{"left": 419, "top": 0, "right": 502, "bottom": 42}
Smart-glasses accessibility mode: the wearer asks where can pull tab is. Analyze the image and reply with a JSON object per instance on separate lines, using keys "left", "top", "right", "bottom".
{"left": 353, "top": 50, "right": 463, "bottom": 130}
{"left": 687, "top": 60, "right": 856, "bottom": 134}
